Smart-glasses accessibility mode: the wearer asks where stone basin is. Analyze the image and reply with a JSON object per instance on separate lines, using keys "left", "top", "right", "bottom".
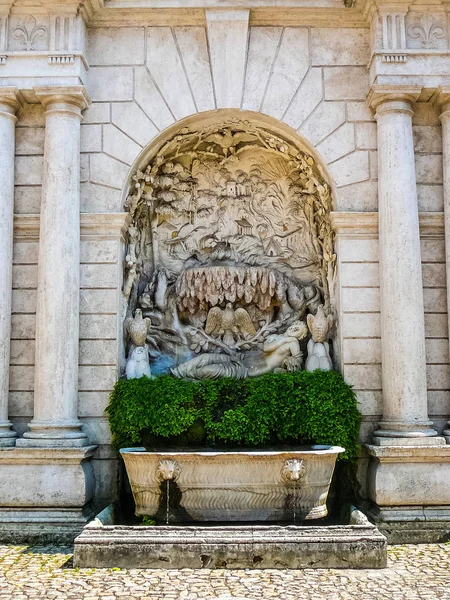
{"left": 120, "top": 446, "right": 344, "bottom": 522}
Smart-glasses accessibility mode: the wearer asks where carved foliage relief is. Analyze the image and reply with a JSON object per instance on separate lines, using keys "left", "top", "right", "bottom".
{"left": 123, "top": 119, "right": 336, "bottom": 380}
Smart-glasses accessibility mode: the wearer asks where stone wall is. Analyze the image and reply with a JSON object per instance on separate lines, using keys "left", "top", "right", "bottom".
{"left": 7, "top": 20, "right": 450, "bottom": 508}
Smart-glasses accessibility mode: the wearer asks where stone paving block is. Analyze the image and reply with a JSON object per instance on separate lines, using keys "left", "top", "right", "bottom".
{"left": 2, "top": 543, "right": 450, "bottom": 599}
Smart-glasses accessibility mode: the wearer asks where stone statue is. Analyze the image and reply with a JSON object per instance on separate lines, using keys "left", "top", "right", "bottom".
{"left": 205, "top": 302, "right": 256, "bottom": 346}
{"left": 306, "top": 305, "right": 333, "bottom": 343}
{"left": 305, "top": 305, "right": 333, "bottom": 371}
{"left": 125, "top": 346, "right": 152, "bottom": 379}
{"left": 171, "top": 320, "right": 308, "bottom": 380}
{"left": 124, "top": 308, "right": 151, "bottom": 348}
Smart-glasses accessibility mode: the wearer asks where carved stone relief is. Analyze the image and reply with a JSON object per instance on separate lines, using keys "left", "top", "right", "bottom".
{"left": 9, "top": 15, "right": 48, "bottom": 51}
{"left": 123, "top": 118, "right": 337, "bottom": 380}
{"left": 406, "top": 12, "right": 447, "bottom": 49}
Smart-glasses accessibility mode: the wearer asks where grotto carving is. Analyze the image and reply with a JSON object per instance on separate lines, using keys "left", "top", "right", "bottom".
{"left": 123, "top": 118, "right": 336, "bottom": 380}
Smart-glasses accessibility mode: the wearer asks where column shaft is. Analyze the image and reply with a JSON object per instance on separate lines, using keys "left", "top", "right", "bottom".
{"left": 438, "top": 95, "right": 450, "bottom": 440}
{"left": 374, "top": 96, "right": 437, "bottom": 439}
{"left": 0, "top": 89, "right": 21, "bottom": 447}
{"left": 18, "top": 87, "right": 90, "bottom": 448}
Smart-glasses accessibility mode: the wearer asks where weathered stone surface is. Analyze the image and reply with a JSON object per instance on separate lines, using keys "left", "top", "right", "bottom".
{"left": 262, "top": 27, "right": 309, "bottom": 119}
{"left": 103, "top": 124, "right": 141, "bottom": 165}
{"left": 87, "top": 27, "right": 145, "bottom": 66}
{"left": 300, "top": 101, "right": 346, "bottom": 146}
{"left": 82, "top": 102, "right": 110, "bottom": 124}
{"left": 15, "top": 127, "right": 45, "bottom": 155}
{"left": 111, "top": 101, "right": 157, "bottom": 148}
{"left": 316, "top": 122, "right": 355, "bottom": 164}
{"left": 80, "top": 124, "right": 102, "bottom": 153}
{"left": 324, "top": 67, "right": 369, "bottom": 101}
{"left": 283, "top": 67, "right": 323, "bottom": 129}
{"left": 329, "top": 151, "right": 370, "bottom": 186}
{"left": 134, "top": 66, "right": 175, "bottom": 131}
{"left": 14, "top": 186, "right": 41, "bottom": 214}
{"left": 342, "top": 313, "right": 381, "bottom": 338}
{"left": 89, "top": 153, "right": 129, "bottom": 189}
{"left": 14, "top": 156, "right": 42, "bottom": 185}
{"left": 146, "top": 27, "right": 196, "bottom": 118}
{"left": 89, "top": 67, "right": 134, "bottom": 102}
{"left": 122, "top": 447, "right": 343, "bottom": 522}
{"left": 174, "top": 27, "right": 215, "bottom": 113}
{"left": 311, "top": 28, "right": 370, "bottom": 66}
{"left": 74, "top": 520, "right": 387, "bottom": 569}
{"left": 80, "top": 182, "right": 122, "bottom": 212}
{"left": 243, "top": 27, "right": 282, "bottom": 112}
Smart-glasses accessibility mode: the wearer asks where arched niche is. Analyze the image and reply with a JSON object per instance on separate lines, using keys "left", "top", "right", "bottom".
{"left": 121, "top": 110, "right": 338, "bottom": 378}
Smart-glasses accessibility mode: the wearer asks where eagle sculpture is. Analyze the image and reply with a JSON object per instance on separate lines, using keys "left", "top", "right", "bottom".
{"left": 306, "top": 305, "right": 333, "bottom": 343}
{"left": 124, "top": 308, "right": 151, "bottom": 348}
{"left": 205, "top": 302, "right": 256, "bottom": 347}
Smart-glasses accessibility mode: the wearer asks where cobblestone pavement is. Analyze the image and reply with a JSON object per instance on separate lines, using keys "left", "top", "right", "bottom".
{"left": 1, "top": 544, "right": 450, "bottom": 600}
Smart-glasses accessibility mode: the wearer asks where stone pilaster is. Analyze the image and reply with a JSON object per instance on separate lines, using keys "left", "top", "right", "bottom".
{"left": 434, "top": 87, "right": 450, "bottom": 443}
{"left": 17, "top": 86, "right": 90, "bottom": 448}
{"left": 367, "top": 86, "right": 441, "bottom": 444}
{"left": 0, "top": 88, "right": 22, "bottom": 447}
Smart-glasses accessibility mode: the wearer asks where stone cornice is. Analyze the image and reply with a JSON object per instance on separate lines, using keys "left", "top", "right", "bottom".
{"left": 14, "top": 213, "right": 131, "bottom": 241}
{"left": 87, "top": 6, "right": 369, "bottom": 27}
{"left": 0, "top": 445, "right": 97, "bottom": 464}
{"left": 366, "top": 444, "right": 450, "bottom": 462}
{"left": 331, "top": 212, "right": 444, "bottom": 236}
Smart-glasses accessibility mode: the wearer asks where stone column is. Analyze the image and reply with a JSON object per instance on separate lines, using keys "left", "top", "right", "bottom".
{"left": 18, "top": 87, "right": 90, "bottom": 448}
{"left": 368, "top": 87, "right": 439, "bottom": 443}
{"left": 435, "top": 87, "right": 450, "bottom": 442}
{"left": 0, "top": 88, "right": 21, "bottom": 447}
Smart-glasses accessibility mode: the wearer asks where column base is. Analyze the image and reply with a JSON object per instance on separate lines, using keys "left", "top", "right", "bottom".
{"left": 444, "top": 428, "right": 450, "bottom": 444}
{"left": 0, "top": 421, "right": 17, "bottom": 447}
{"left": 367, "top": 504, "right": 450, "bottom": 544}
{"left": 17, "top": 421, "right": 89, "bottom": 448}
{"left": 374, "top": 419, "right": 439, "bottom": 442}
{"left": 0, "top": 445, "right": 96, "bottom": 543}
{"left": 366, "top": 443, "right": 450, "bottom": 542}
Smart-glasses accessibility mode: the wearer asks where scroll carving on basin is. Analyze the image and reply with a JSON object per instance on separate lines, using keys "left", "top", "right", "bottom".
{"left": 122, "top": 117, "right": 337, "bottom": 379}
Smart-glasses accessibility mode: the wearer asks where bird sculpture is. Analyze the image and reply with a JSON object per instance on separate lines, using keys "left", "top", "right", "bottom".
{"left": 203, "top": 130, "right": 257, "bottom": 157}
{"left": 124, "top": 308, "right": 151, "bottom": 348}
{"left": 205, "top": 302, "right": 256, "bottom": 347}
{"left": 306, "top": 305, "right": 333, "bottom": 343}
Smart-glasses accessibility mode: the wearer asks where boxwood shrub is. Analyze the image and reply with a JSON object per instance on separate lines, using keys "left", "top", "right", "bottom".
{"left": 106, "top": 370, "right": 361, "bottom": 461}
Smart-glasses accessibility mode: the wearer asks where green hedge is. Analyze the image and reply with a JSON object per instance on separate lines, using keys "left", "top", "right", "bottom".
{"left": 106, "top": 370, "right": 361, "bottom": 461}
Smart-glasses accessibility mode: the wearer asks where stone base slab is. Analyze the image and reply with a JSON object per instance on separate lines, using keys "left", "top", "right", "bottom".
{"left": 368, "top": 506, "right": 450, "bottom": 543}
{"left": 0, "top": 446, "right": 97, "bottom": 543}
{"left": 0, "top": 507, "right": 95, "bottom": 545}
{"left": 74, "top": 506, "right": 387, "bottom": 569}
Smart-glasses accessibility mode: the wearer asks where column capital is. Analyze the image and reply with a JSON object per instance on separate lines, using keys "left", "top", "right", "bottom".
{"left": 0, "top": 87, "right": 23, "bottom": 119}
{"left": 34, "top": 85, "right": 90, "bottom": 115}
{"left": 367, "top": 85, "right": 422, "bottom": 115}
{"left": 432, "top": 86, "right": 450, "bottom": 117}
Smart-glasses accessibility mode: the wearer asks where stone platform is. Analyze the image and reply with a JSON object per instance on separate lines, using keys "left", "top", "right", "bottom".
{"left": 73, "top": 506, "right": 387, "bottom": 569}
